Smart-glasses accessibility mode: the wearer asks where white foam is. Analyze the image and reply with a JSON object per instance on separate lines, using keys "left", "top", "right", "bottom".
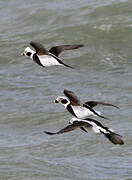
{"left": 93, "top": 24, "right": 112, "bottom": 31}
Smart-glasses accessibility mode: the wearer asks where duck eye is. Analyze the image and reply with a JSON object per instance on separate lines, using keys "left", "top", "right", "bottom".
{"left": 26, "top": 52, "right": 32, "bottom": 56}
{"left": 61, "top": 99, "right": 68, "bottom": 104}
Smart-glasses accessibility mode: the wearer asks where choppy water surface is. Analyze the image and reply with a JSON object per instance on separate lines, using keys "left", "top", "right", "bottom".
{"left": 0, "top": 0, "right": 132, "bottom": 179}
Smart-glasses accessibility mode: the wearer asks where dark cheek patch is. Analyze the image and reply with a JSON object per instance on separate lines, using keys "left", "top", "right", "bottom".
{"left": 26, "top": 52, "right": 32, "bottom": 56}
{"left": 61, "top": 99, "right": 68, "bottom": 104}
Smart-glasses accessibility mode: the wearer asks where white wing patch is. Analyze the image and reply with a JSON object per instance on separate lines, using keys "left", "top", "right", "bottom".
{"left": 38, "top": 55, "right": 62, "bottom": 67}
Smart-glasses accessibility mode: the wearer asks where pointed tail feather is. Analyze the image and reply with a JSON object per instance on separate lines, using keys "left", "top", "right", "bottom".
{"left": 92, "top": 110, "right": 110, "bottom": 120}
{"left": 83, "top": 103, "right": 110, "bottom": 120}
{"left": 62, "top": 63, "right": 74, "bottom": 69}
{"left": 44, "top": 131, "right": 57, "bottom": 135}
{"left": 104, "top": 132, "right": 124, "bottom": 145}
{"left": 98, "top": 114, "right": 110, "bottom": 120}
{"left": 50, "top": 53, "right": 74, "bottom": 69}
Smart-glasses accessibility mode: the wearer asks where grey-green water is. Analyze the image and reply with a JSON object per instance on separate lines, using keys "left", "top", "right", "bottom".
{"left": 0, "top": 0, "right": 132, "bottom": 179}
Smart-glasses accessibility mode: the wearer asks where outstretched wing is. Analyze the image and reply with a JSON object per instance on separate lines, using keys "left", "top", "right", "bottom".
{"left": 44, "top": 121, "right": 91, "bottom": 135}
{"left": 30, "top": 41, "right": 48, "bottom": 55}
{"left": 85, "top": 101, "right": 119, "bottom": 109}
{"left": 49, "top": 44, "right": 84, "bottom": 57}
{"left": 44, "top": 123, "right": 79, "bottom": 135}
{"left": 64, "top": 89, "right": 81, "bottom": 106}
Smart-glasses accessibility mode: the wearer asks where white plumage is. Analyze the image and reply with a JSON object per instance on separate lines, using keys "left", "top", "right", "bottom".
{"left": 38, "top": 55, "right": 62, "bottom": 67}
{"left": 71, "top": 105, "right": 101, "bottom": 119}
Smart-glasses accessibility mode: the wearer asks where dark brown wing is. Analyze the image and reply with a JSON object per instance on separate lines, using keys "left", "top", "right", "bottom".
{"left": 104, "top": 132, "right": 124, "bottom": 145}
{"left": 44, "top": 121, "right": 91, "bottom": 135}
{"left": 64, "top": 89, "right": 81, "bottom": 106}
{"left": 85, "top": 101, "right": 119, "bottom": 109}
{"left": 49, "top": 44, "right": 84, "bottom": 57}
{"left": 30, "top": 41, "right": 48, "bottom": 55}
{"left": 44, "top": 123, "right": 79, "bottom": 135}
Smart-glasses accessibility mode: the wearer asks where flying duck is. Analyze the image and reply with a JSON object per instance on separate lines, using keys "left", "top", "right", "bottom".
{"left": 44, "top": 117, "right": 124, "bottom": 145}
{"left": 22, "top": 41, "right": 83, "bottom": 68}
{"left": 54, "top": 89, "right": 119, "bottom": 120}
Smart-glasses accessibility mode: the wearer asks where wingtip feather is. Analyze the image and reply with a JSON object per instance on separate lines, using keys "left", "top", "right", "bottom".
{"left": 75, "top": 44, "right": 84, "bottom": 48}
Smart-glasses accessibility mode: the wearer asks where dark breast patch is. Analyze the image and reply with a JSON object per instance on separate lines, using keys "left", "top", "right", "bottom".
{"left": 33, "top": 54, "right": 45, "bottom": 67}
{"left": 67, "top": 104, "right": 77, "bottom": 117}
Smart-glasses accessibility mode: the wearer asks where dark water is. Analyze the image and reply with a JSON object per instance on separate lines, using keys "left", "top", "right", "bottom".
{"left": 0, "top": 0, "right": 132, "bottom": 179}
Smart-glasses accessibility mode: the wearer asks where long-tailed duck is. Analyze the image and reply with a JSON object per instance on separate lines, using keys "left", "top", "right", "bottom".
{"left": 22, "top": 41, "right": 83, "bottom": 68}
{"left": 44, "top": 117, "right": 124, "bottom": 145}
{"left": 54, "top": 89, "right": 119, "bottom": 120}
